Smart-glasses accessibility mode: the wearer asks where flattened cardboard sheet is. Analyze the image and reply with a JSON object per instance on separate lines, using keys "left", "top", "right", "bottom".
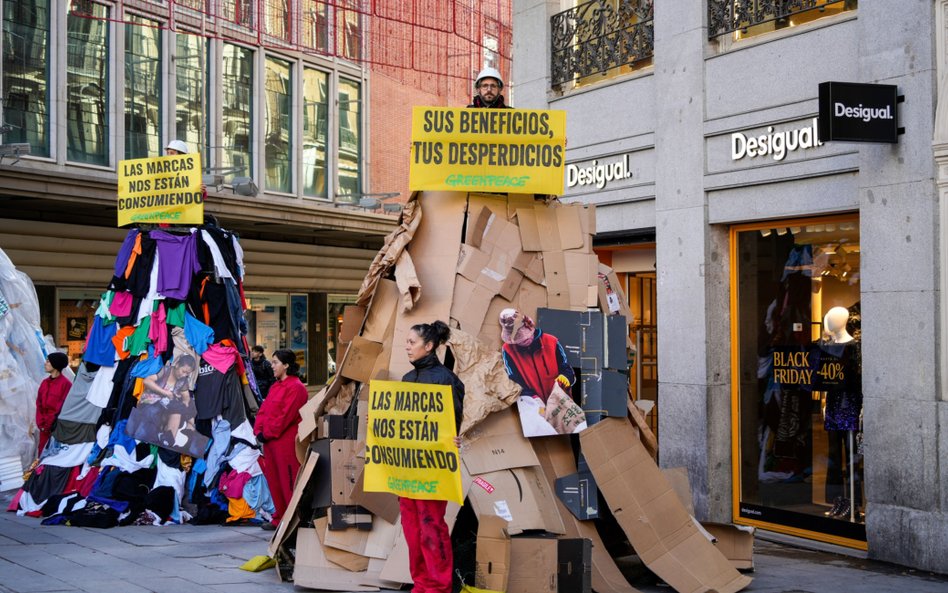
{"left": 467, "top": 466, "right": 565, "bottom": 535}
{"left": 339, "top": 305, "right": 368, "bottom": 344}
{"left": 702, "top": 523, "right": 755, "bottom": 571}
{"left": 531, "top": 437, "right": 641, "bottom": 593}
{"left": 351, "top": 469, "right": 401, "bottom": 525}
{"left": 363, "top": 278, "right": 399, "bottom": 343}
{"left": 331, "top": 438, "right": 363, "bottom": 505}
{"left": 462, "top": 407, "right": 539, "bottom": 475}
{"left": 391, "top": 191, "right": 466, "bottom": 378}
{"left": 580, "top": 419, "right": 752, "bottom": 593}
{"left": 508, "top": 537, "right": 557, "bottom": 593}
{"left": 315, "top": 516, "right": 370, "bottom": 572}
{"left": 294, "top": 527, "right": 379, "bottom": 592}
{"left": 340, "top": 336, "right": 384, "bottom": 383}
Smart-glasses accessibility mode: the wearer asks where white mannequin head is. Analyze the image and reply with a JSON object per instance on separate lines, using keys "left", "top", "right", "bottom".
{"left": 823, "top": 306, "right": 853, "bottom": 343}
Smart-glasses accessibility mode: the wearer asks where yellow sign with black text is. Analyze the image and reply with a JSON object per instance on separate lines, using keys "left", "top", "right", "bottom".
{"left": 409, "top": 107, "right": 566, "bottom": 195}
{"left": 364, "top": 380, "right": 463, "bottom": 504}
{"left": 117, "top": 154, "right": 204, "bottom": 226}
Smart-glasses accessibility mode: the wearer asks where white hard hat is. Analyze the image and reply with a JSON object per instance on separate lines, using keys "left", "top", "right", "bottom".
{"left": 165, "top": 139, "right": 189, "bottom": 154}
{"left": 475, "top": 67, "right": 504, "bottom": 89}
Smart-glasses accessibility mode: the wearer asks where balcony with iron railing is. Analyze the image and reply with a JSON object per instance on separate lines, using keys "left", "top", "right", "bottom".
{"left": 708, "top": 0, "right": 857, "bottom": 39}
{"left": 550, "top": 0, "right": 654, "bottom": 90}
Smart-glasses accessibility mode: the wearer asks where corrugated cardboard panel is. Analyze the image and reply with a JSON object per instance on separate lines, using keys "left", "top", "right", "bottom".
{"left": 462, "top": 407, "right": 539, "bottom": 475}
{"left": 555, "top": 205, "right": 585, "bottom": 250}
{"left": 544, "top": 251, "right": 570, "bottom": 308}
{"left": 457, "top": 244, "right": 491, "bottom": 282}
{"left": 515, "top": 278, "right": 548, "bottom": 325}
{"left": 515, "top": 207, "right": 542, "bottom": 251}
{"left": 315, "top": 517, "right": 370, "bottom": 572}
{"left": 451, "top": 275, "right": 495, "bottom": 334}
{"left": 324, "top": 514, "right": 400, "bottom": 560}
{"left": 340, "top": 336, "right": 384, "bottom": 383}
{"left": 351, "top": 469, "right": 401, "bottom": 525}
{"left": 339, "top": 305, "right": 368, "bottom": 344}
{"left": 331, "top": 439, "right": 363, "bottom": 505}
{"left": 475, "top": 514, "right": 510, "bottom": 592}
{"left": 702, "top": 523, "right": 755, "bottom": 571}
{"left": 531, "top": 437, "right": 641, "bottom": 593}
{"left": 580, "top": 419, "right": 752, "bottom": 593}
{"left": 293, "top": 527, "right": 379, "bottom": 591}
{"left": 476, "top": 294, "right": 512, "bottom": 347}
{"left": 508, "top": 538, "right": 557, "bottom": 593}
{"left": 467, "top": 466, "right": 565, "bottom": 535}
{"left": 390, "top": 191, "right": 467, "bottom": 378}
{"left": 363, "top": 278, "right": 399, "bottom": 343}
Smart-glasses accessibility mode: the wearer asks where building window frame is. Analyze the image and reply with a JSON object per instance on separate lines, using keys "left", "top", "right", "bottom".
{"left": 124, "top": 14, "right": 162, "bottom": 160}
{"left": 264, "top": 54, "right": 294, "bottom": 193}
{"left": 2, "top": 0, "right": 52, "bottom": 158}
{"left": 65, "top": 1, "right": 110, "bottom": 167}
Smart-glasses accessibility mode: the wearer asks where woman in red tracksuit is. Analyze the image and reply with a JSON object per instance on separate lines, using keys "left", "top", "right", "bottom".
{"left": 254, "top": 349, "right": 308, "bottom": 530}
{"left": 400, "top": 320, "right": 465, "bottom": 593}
{"left": 36, "top": 352, "right": 72, "bottom": 455}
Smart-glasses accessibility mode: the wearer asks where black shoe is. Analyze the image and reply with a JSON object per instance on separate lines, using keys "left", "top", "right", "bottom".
{"left": 824, "top": 496, "right": 844, "bottom": 517}
{"left": 834, "top": 497, "right": 851, "bottom": 518}
{"left": 261, "top": 522, "right": 277, "bottom": 531}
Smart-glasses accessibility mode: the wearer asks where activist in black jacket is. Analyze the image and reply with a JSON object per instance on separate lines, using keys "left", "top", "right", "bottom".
{"left": 398, "top": 320, "right": 465, "bottom": 593}
{"left": 401, "top": 325, "right": 465, "bottom": 432}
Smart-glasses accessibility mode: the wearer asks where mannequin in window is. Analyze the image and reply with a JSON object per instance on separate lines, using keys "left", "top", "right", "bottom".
{"left": 818, "top": 306, "right": 863, "bottom": 520}
{"left": 823, "top": 306, "right": 854, "bottom": 344}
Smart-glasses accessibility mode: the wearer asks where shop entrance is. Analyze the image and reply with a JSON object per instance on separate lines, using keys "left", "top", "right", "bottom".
{"left": 730, "top": 214, "right": 865, "bottom": 548}
{"left": 595, "top": 243, "right": 659, "bottom": 449}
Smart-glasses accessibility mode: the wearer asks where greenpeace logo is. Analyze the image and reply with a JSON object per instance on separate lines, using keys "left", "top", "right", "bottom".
{"left": 834, "top": 102, "right": 894, "bottom": 122}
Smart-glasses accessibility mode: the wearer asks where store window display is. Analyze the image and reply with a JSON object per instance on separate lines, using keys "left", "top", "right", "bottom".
{"left": 733, "top": 217, "right": 865, "bottom": 546}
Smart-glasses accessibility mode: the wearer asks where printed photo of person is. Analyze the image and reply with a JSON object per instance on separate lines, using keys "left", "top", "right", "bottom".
{"left": 126, "top": 355, "right": 209, "bottom": 457}
{"left": 499, "top": 309, "right": 587, "bottom": 437}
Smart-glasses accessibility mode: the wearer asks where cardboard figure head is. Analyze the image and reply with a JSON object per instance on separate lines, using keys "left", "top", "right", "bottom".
{"left": 499, "top": 309, "right": 535, "bottom": 347}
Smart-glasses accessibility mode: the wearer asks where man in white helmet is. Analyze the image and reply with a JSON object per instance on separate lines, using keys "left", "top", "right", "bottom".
{"left": 468, "top": 67, "right": 512, "bottom": 109}
{"left": 165, "top": 139, "right": 190, "bottom": 155}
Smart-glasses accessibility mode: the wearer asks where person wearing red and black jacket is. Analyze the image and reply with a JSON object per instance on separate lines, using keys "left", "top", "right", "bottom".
{"left": 499, "top": 309, "right": 574, "bottom": 404}
{"left": 399, "top": 320, "right": 464, "bottom": 593}
{"left": 467, "top": 67, "right": 513, "bottom": 109}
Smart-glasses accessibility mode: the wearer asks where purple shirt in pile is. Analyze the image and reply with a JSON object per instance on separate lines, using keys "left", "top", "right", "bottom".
{"left": 150, "top": 230, "right": 200, "bottom": 300}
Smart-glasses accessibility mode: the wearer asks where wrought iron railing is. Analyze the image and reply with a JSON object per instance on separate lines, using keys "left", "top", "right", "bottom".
{"left": 550, "top": 0, "right": 654, "bottom": 88}
{"left": 708, "top": 0, "right": 857, "bottom": 39}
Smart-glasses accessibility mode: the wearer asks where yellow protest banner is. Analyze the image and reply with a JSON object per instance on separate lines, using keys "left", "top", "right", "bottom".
{"left": 409, "top": 107, "right": 566, "bottom": 195}
{"left": 117, "top": 154, "right": 204, "bottom": 226}
{"left": 364, "top": 379, "right": 463, "bottom": 504}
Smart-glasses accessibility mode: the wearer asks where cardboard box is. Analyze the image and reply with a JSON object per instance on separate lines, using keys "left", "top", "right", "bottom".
{"left": 558, "top": 538, "right": 593, "bottom": 593}
{"left": 703, "top": 523, "right": 755, "bottom": 571}
{"left": 508, "top": 537, "right": 558, "bottom": 593}
{"left": 475, "top": 514, "right": 510, "bottom": 592}
{"left": 467, "top": 466, "right": 566, "bottom": 535}
{"left": 580, "top": 419, "right": 752, "bottom": 593}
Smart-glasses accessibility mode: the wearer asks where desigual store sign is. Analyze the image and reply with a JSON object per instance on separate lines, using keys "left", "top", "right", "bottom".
{"left": 565, "top": 154, "right": 633, "bottom": 189}
{"left": 731, "top": 118, "right": 823, "bottom": 162}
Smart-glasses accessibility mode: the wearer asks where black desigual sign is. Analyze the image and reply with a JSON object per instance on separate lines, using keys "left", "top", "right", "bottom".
{"left": 818, "top": 82, "right": 900, "bottom": 143}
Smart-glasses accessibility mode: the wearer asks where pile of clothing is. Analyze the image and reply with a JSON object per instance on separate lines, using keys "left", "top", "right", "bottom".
{"left": 8, "top": 223, "right": 275, "bottom": 528}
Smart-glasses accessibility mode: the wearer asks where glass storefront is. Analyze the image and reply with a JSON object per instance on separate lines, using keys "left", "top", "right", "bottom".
{"left": 731, "top": 215, "right": 865, "bottom": 547}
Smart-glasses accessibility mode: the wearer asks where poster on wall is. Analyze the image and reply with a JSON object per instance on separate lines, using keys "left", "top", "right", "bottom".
{"left": 256, "top": 309, "right": 280, "bottom": 354}
{"left": 66, "top": 317, "right": 88, "bottom": 341}
{"left": 290, "top": 295, "right": 308, "bottom": 380}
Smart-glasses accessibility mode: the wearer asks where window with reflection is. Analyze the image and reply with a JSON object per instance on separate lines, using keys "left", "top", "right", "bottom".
{"left": 301, "top": 0, "right": 329, "bottom": 53}
{"left": 733, "top": 216, "right": 865, "bottom": 544}
{"left": 2, "top": 0, "right": 50, "bottom": 157}
{"left": 67, "top": 3, "right": 109, "bottom": 165}
{"left": 264, "top": 0, "right": 291, "bottom": 42}
{"left": 302, "top": 67, "right": 328, "bottom": 199}
{"left": 221, "top": 43, "right": 253, "bottom": 184}
{"left": 175, "top": 34, "right": 206, "bottom": 162}
{"left": 125, "top": 16, "right": 161, "bottom": 159}
{"left": 264, "top": 57, "right": 292, "bottom": 193}
{"left": 337, "top": 78, "right": 361, "bottom": 203}
{"left": 336, "top": 3, "right": 362, "bottom": 61}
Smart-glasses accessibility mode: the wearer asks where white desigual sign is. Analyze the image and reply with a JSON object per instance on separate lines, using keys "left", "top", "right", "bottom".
{"left": 731, "top": 118, "right": 822, "bottom": 162}
{"left": 565, "top": 154, "right": 632, "bottom": 189}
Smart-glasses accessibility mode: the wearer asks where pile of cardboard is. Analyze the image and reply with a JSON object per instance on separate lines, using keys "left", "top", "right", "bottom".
{"left": 269, "top": 192, "right": 752, "bottom": 593}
